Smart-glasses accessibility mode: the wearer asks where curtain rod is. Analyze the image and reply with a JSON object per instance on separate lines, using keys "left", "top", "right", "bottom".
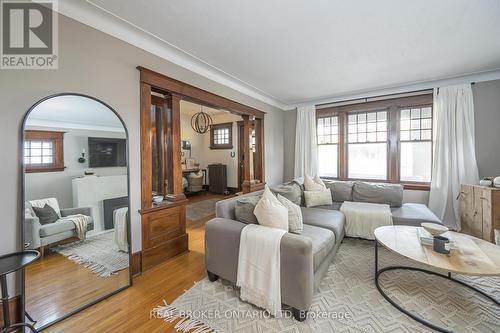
{"left": 316, "top": 82, "right": 476, "bottom": 109}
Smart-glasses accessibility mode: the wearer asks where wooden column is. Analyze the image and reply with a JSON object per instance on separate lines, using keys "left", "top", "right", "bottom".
{"left": 165, "top": 94, "right": 186, "bottom": 201}
{"left": 254, "top": 117, "right": 265, "bottom": 184}
{"left": 140, "top": 82, "right": 152, "bottom": 209}
{"left": 242, "top": 115, "right": 251, "bottom": 193}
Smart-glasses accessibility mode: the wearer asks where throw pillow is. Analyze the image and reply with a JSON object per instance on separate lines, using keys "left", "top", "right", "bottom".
{"left": 253, "top": 187, "right": 289, "bottom": 231}
{"left": 304, "top": 175, "right": 326, "bottom": 191}
{"left": 277, "top": 194, "right": 303, "bottom": 234}
{"left": 270, "top": 182, "right": 302, "bottom": 206}
{"left": 32, "top": 204, "right": 60, "bottom": 225}
{"left": 304, "top": 189, "right": 333, "bottom": 208}
{"left": 313, "top": 175, "right": 326, "bottom": 188}
{"left": 234, "top": 195, "right": 261, "bottom": 224}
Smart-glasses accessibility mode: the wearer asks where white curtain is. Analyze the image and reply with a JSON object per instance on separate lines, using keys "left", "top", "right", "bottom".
{"left": 294, "top": 104, "right": 318, "bottom": 178}
{"left": 428, "top": 84, "right": 479, "bottom": 230}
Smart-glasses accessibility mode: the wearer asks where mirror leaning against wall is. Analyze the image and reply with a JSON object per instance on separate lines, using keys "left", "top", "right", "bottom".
{"left": 22, "top": 94, "right": 131, "bottom": 330}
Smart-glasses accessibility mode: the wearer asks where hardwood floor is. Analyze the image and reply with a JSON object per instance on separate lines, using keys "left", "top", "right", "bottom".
{"left": 26, "top": 253, "right": 129, "bottom": 329}
{"left": 43, "top": 196, "right": 224, "bottom": 332}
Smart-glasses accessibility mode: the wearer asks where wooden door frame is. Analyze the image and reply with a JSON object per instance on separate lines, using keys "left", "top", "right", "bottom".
{"left": 138, "top": 66, "right": 266, "bottom": 202}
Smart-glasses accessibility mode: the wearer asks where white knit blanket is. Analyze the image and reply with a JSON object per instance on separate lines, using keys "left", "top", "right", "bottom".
{"left": 61, "top": 214, "right": 90, "bottom": 240}
{"left": 340, "top": 201, "right": 392, "bottom": 240}
{"left": 113, "top": 207, "right": 128, "bottom": 252}
{"left": 236, "top": 224, "right": 286, "bottom": 315}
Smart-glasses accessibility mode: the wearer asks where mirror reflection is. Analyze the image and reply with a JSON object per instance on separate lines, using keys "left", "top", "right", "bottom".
{"left": 23, "top": 94, "right": 131, "bottom": 329}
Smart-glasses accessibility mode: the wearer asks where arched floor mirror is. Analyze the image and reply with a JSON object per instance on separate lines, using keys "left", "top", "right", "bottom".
{"left": 21, "top": 94, "right": 132, "bottom": 330}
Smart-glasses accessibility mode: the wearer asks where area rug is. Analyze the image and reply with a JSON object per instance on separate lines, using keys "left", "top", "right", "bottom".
{"left": 53, "top": 230, "right": 129, "bottom": 278}
{"left": 186, "top": 198, "right": 220, "bottom": 221}
{"left": 153, "top": 238, "right": 500, "bottom": 333}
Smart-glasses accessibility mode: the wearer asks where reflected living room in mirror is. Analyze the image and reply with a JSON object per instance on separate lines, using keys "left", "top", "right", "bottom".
{"left": 22, "top": 94, "right": 131, "bottom": 330}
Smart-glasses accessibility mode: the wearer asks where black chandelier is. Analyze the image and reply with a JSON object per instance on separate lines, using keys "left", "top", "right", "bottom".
{"left": 190, "top": 106, "right": 213, "bottom": 134}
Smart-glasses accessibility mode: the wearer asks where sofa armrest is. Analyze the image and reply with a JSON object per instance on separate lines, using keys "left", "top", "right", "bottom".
{"left": 205, "top": 218, "right": 246, "bottom": 282}
{"left": 60, "top": 207, "right": 92, "bottom": 217}
{"left": 205, "top": 217, "right": 315, "bottom": 311}
{"left": 24, "top": 216, "right": 41, "bottom": 249}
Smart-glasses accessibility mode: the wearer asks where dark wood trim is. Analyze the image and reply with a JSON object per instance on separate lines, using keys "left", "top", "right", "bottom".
{"left": 0, "top": 296, "right": 20, "bottom": 329}
{"left": 255, "top": 117, "right": 265, "bottom": 183}
{"left": 131, "top": 252, "right": 142, "bottom": 277}
{"left": 170, "top": 94, "right": 186, "bottom": 201}
{"left": 227, "top": 187, "right": 240, "bottom": 194}
{"left": 137, "top": 66, "right": 265, "bottom": 119}
{"left": 210, "top": 122, "right": 233, "bottom": 150}
{"left": 403, "top": 183, "right": 431, "bottom": 191}
{"left": 24, "top": 130, "right": 65, "bottom": 173}
{"left": 317, "top": 94, "right": 433, "bottom": 116}
{"left": 140, "top": 82, "right": 153, "bottom": 209}
{"left": 138, "top": 199, "right": 189, "bottom": 215}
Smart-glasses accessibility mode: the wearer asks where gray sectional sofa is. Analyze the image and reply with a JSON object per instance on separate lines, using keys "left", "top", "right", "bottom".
{"left": 204, "top": 180, "right": 441, "bottom": 321}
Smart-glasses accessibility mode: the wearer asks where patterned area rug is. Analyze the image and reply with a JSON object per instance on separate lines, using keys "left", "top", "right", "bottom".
{"left": 153, "top": 238, "right": 500, "bottom": 332}
{"left": 186, "top": 198, "right": 220, "bottom": 221}
{"left": 53, "top": 230, "right": 129, "bottom": 278}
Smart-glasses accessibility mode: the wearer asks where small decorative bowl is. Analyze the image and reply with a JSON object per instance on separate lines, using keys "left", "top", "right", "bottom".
{"left": 421, "top": 222, "right": 449, "bottom": 236}
{"left": 152, "top": 195, "right": 164, "bottom": 204}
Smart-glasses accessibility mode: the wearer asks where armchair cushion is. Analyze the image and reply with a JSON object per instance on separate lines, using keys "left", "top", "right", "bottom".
{"left": 32, "top": 204, "right": 59, "bottom": 225}
{"left": 39, "top": 219, "right": 76, "bottom": 237}
{"left": 29, "top": 198, "right": 62, "bottom": 218}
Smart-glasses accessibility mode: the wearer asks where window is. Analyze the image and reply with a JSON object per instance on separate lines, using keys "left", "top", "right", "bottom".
{"left": 400, "top": 107, "right": 432, "bottom": 182}
{"left": 210, "top": 122, "right": 233, "bottom": 149}
{"left": 317, "top": 116, "right": 338, "bottom": 177}
{"left": 347, "top": 111, "right": 388, "bottom": 180}
{"left": 316, "top": 93, "right": 433, "bottom": 188}
{"left": 24, "top": 130, "right": 64, "bottom": 173}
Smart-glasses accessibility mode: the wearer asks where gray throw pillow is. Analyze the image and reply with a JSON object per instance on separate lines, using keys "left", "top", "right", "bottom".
{"left": 271, "top": 182, "right": 302, "bottom": 206}
{"left": 234, "top": 195, "right": 261, "bottom": 224}
{"left": 325, "top": 181, "right": 354, "bottom": 202}
{"left": 352, "top": 181, "right": 403, "bottom": 207}
{"left": 277, "top": 194, "right": 303, "bottom": 234}
{"left": 32, "top": 204, "right": 59, "bottom": 225}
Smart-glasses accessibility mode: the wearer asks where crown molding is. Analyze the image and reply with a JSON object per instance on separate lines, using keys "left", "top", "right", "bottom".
{"left": 284, "top": 68, "right": 500, "bottom": 110}
{"left": 57, "top": 0, "right": 287, "bottom": 110}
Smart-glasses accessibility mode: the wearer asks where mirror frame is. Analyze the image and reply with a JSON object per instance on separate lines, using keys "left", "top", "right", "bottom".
{"left": 19, "top": 93, "right": 133, "bottom": 331}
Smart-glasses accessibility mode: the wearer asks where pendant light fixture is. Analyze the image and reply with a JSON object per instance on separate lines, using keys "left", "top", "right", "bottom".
{"left": 190, "top": 105, "right": 213, "bottom": 134}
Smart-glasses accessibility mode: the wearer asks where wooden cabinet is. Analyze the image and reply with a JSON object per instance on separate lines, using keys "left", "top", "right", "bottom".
{"left": 140, "top": 203, "right": 188, "bottom": 271}
{"left": 208, "top": 164, "right": 227, "bottom": 194}
{"left": 459, "top": 184, "right": 500, "bottom": 243}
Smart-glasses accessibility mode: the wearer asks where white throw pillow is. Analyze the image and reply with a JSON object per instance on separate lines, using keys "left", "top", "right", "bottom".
{"left": 313, "top": 175, "right": 326, "bottom": 189}
{"left": 277, "top": 194, "right": 303, "bottom": 234}
{"left": 304, "top": 175, "right": 325, "bottom": 191}
{"left": 304, "top": 189, "right": 333, "bottom": 207}
{"left": 254, "top": 187, "right": 289, "bottom": 231}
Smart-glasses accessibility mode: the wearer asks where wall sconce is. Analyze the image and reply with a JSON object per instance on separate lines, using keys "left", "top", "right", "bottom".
{"left": 78, "top": 148, "right": 86, "bottom": 163}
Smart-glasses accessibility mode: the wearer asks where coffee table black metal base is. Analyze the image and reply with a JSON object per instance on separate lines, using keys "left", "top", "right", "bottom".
{"left": 374, "top": 240, "right": 500, "bottom": 333}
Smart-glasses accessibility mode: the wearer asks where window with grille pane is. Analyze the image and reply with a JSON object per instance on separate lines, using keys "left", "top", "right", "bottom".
{"left": 400, "top": 106, "right": 432, "bottom": 182}
{"left": 347, "top": 111, "right": 388, "bottom": 180}
{"left": 210, "top": 123, "right": 233, "bottom": 149}
{"left": 24, "top": 130, "right": 64, "bottom": 173}
{"left": 317, "top": 116, "right": 338, "bottom": 177}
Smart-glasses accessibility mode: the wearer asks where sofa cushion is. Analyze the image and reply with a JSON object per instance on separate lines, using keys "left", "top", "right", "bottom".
{"left": 314, "top": 202, "right": 342, "bottom": 211}
{"left": 32, "top": 204, "right": 60, "bottom": 225}
{"left": 352, "top": 181, "right": 403, "bottom": 207}
{"left": 304, "top": 189, "right": 333, "bottom": 207}
{"left": 300, "top": 224, "right": 335, "bottom": 272}
{"left": 391, "top": 203, "right": 442, "bottom": 227}
{"left": 301, "top": 207, "right": 345, "bottom": 241}
{"left": 325, "top": 181, "right": 354, "bottom": 202}
{"left": 271, "top": 182, "right": 302, "bottom": 206}
{"left": 234, "top": 195, "right": 261, "bottom": 224}
{"left": 277, "top": 194, "right": 303, "bottom": 234}
{"left": 39, "top": 219, "right": 75, "bottom": 237}
{"left": 254, "top": 187, "right": 289, "bottom": 231}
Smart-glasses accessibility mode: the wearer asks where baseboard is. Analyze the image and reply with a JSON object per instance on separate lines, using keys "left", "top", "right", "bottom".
{"left": 131, "top": 252, "right": 142, "bottom": 277}
{"left": 0, "top": 296, "right": 20, "bottom": 329}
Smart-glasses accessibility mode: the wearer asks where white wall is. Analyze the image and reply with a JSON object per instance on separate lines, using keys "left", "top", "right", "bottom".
{"left": 0, "top": 13, "right": 285, "bottom": 296}
{"left": 25, "top": 127, "right": 126, "bottom": 209}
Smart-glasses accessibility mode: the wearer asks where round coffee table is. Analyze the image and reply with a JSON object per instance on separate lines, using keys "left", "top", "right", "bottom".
{"left": 374, "top": 225, "right": 500, "bottom": 333}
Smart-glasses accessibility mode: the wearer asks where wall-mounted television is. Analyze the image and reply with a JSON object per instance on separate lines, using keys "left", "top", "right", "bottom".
{"left": 88, "top": 137, "right": 127, "bottom": 168}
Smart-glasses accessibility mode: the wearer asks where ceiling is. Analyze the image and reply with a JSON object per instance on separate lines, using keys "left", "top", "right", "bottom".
{"left": 26, "top": 95, "right": 125, "bottom": 132}
{"left": 63, "top": 0, "right": 500, "bottom": 108}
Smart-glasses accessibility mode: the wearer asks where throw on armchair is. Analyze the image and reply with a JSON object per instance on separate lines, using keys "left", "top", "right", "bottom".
{"left": 25, "top": 198, "right": 94, "bottom": 255}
